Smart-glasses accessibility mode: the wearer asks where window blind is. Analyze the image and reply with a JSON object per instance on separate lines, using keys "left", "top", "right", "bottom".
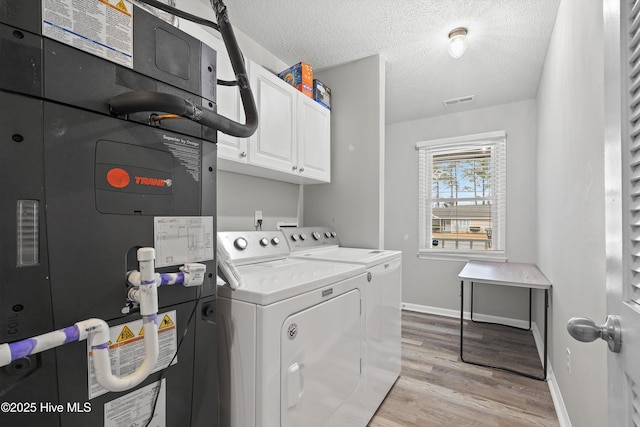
{"left": 417, "top": 132, "right": 506, "bottom": 259}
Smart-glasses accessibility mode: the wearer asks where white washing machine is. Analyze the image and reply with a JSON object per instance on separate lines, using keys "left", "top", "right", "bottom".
{"left": 216, "top": 231, "right": 370, "bottom": 427}
{"left": 282, "top": 227, "right": 402, "bottom": 418}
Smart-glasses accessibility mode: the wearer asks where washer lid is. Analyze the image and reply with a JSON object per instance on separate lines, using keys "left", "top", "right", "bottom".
{"left": 292, "top": 247, "right": 402, "bottom": 268}
{"left": 217, "top": 258, "right": 365, "bottom": 305}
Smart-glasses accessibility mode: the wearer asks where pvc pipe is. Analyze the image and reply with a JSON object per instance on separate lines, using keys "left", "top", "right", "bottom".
{"left": 0, "top": 247, "right": 161, "bottom": 393}
{"left": 85, "top": 316, "right": 159, "bottom": 392}
{"left": 128, "top": 271, "right": 184, "bottom": 287}
{"left": 0, "top": 325, "right": 82, "bottom": 367}
{"left": 127, "top": 263, "right": 206, "bottom": 288}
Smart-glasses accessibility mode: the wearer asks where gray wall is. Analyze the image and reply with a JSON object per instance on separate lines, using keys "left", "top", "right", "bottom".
{"left": 536, "top": 0, "right": 607, "bottom": 425}
{"left": 385, "top": 99, "right": 538, "bottom": 320}
{"left": 217, "top": 171, "right": 300, "bottom": 231}
{"left": 303, "top": 55, "right": 386, "bottom": 248}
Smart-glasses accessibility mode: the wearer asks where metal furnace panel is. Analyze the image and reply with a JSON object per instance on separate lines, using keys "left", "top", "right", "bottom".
{"left": 42, "top": 101, "right": 215, "bottom": 327}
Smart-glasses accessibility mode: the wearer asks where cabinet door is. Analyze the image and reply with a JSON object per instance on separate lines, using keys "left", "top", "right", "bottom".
{"left": 249, "top": 65, "right": 297, "bottom": 173}
{"left": 297, "top": 95, "right": 330, "bottom": 182}
{"left": 215, "top": 47, "right": 248, "bottom": 163}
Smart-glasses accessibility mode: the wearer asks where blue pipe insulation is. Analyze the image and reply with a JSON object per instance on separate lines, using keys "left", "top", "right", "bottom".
{"left": 159, "top": 272, "right": 185, "bottom": 286}
{"left": 4, "top": 324, "right": 82, "bottom": 363}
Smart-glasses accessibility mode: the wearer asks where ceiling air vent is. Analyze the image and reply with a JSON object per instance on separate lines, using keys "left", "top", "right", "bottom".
{"left": 443, "top": 95, "right": 475, "bottom": 107}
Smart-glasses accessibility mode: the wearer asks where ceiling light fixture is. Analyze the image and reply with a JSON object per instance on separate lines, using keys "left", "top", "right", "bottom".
{"left": 448, "top": 27, "right": 468, "bottom": 59}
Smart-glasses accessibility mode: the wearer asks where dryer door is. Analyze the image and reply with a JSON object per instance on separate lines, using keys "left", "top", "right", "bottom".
{"left": 280, "top": 288, "right": 362, "bottom": 427}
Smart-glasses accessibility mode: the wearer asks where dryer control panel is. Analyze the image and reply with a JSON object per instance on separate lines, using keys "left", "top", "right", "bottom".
{"left": 282, "top": 227, "right": 341, "bottom": 252}
{"left": 218, "top": 231, "right": 289, "bottom": 265}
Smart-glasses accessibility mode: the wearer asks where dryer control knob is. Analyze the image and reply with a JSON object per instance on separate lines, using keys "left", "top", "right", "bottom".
{"left": 312, "top": 231, "right": 321, "bottom": 240}
{"left": 299, "top": 233, "right": 307, "bottom": 241}
{"left": 331, "top": 232, "right": 337, "bottom": 238}
{"left": 291, "top": 234, "right": 298, "bottom": 242}
{"left": 234, "top": 237, "right": 248, "bottom": 250}
{"left": 325, "top": 231, "right": 331, "bottom": 238}
{"left": 271, "top": 237, "right": 280, "bottom": 245}
{"left": 259, "top": 238, "right": 269, "bottom": 247}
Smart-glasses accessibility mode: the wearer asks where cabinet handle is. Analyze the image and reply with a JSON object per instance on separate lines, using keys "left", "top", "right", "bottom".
{"left": 240, "top": 151, "right": 247, "bottom": 158}
{"left": 299, "top": 167, "right": 305, "bottom": 172}
{"left": 292, "top": 166, "right": 298, "bottom": 171}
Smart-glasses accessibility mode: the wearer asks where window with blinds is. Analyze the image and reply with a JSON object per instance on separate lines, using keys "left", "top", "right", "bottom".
{"left": 416, "top": 131, "right": 506, "bottom": 260}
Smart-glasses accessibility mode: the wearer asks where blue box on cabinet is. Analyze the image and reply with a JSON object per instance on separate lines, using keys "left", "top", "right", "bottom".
{"left": 313, "top": 79, "right": 331, "bottom": 110}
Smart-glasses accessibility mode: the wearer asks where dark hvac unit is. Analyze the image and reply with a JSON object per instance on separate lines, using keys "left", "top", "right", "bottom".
{"left": 0, "top": 0, "right": 251, "bottom": 425}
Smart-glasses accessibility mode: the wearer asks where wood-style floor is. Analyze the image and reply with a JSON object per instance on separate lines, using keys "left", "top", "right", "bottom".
{"left": 368, "top": 311, "right": 559, "bottom": 427}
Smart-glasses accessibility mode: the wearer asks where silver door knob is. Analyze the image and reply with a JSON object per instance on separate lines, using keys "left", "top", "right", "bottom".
{"left": 240, "top": 151, "right": 247, "bottom": 158}
{"left": 567, "top": 315, "right": 622, "bottom": 353}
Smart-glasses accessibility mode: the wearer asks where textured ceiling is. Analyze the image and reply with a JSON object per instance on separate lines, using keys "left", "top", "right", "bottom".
{"left": 206, "top": 0, "right": 560, "bottom": 124}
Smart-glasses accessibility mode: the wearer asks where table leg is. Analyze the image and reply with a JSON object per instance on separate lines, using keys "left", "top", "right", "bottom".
{"left": 543, "top": 288, "right": 548, "bottom": 380}
{"left": 459, "top": 280, "right": 464, "bottom": 362}
{"left": 459, "top": 284, "right": 547, "bottom": 381}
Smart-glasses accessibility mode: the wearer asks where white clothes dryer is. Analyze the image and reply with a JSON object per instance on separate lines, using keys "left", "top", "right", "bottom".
{"left": 216, "top": 231, "right": 369, "bottom": 427}
{"left": 282, "top": 227, "right": 402, "bottom": 418}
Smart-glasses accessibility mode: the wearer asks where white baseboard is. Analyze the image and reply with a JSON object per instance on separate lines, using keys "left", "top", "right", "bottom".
{"left": 531, "top": 323, "right": 572, "bottom": 427}
{"left": 403, "top": 302, "right": 571, "bottom": 427}
{"left": 401, "top": 302, "right": 530, "bottom": 329}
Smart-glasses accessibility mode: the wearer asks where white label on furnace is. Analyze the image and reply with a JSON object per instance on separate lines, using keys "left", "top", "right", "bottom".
{"left": 104, "top": 378, "right": 166, "bottom": 427}
{"left": 87, "top": 310, "right": 177, "bottom": 400}
{"left": 42, "top": 0, "right": 134, "bottom": 68}
{"left": 154, "top": 216, "right": 214, "bottom": 268}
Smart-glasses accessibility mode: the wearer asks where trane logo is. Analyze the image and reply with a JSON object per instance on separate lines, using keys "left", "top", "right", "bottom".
{"left": 106, "top": 168, "right": 172, "bottom": 189}
{"left": 135, "top": 176, "right": 172, "bottom": 187}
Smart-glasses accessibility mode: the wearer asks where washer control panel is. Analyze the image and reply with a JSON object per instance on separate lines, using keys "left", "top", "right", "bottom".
{"left": 218, "top": 231, "right": 289, "bottom": 264}
{"left": 281, "top": 227, "right": 340, "bottom": 251}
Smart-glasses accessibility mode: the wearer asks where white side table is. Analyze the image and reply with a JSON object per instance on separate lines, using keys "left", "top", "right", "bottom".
{"left": 458, "top": 260, "right": 552, "bottom": 380}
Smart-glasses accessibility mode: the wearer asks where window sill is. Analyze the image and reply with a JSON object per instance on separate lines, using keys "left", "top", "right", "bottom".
{"left": 417, "top": 250, "right": 507, "bottom": 262}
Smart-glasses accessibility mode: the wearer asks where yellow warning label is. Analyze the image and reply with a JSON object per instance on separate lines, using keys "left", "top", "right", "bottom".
{"left": 159, "top": 314, "right": 175, "bottom": 329}
{"left": 115, "top": 0, "right": 128, "bottom": 13}
{"left": 138, "top": 326, "right": 144, "bottom": 336}
{"left": 116, "top": 325, "right": 135, "bottom": 342}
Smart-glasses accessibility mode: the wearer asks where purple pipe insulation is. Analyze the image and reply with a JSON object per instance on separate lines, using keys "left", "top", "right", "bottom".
{"left": 1, "top": 325, "right": 81, "bottom": 367}
{"left": 159, "top": 272, "right": 185, "bottom": 286}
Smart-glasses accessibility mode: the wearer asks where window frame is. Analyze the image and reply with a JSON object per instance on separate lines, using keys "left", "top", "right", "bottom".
{"left": 416, "top": 131, "right": 507, "bottom": 261}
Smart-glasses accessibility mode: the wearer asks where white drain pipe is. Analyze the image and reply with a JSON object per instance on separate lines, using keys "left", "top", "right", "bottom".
{"left": 93, "top": 247, "right": 159, "bottom": 391}
{"left": 0, "top": 248, "right": 200, "bottom": 392}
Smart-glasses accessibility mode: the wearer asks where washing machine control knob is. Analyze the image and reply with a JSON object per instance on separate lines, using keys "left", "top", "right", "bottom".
{"left": 271, "top": 237, "right": 280, "bottom": 245}
{"left": 234, "top": 237, "right": 248, "bottom": 251}
{"left": 299, "top": 233, "right": 307, "bottom": 241}
{"left": 325, "top": 231, "right": 331, "bottom": 238}
{"left": 331, "top": 232, "right": 337, "bottom": 238}
{"left": 290, "top": 234, "right": 298, "bottom": 242}
{"left": 312, "top": 231, "right": 320, "bottom": 240}
{"left": 259, "top": 238, "right": 269, "bottom": 247}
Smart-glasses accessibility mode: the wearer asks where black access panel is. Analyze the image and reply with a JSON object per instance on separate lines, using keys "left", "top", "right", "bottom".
{"left": 0, "top": 91, "right": 60, "bottom": 427}
{"left": 0, "top": 3, "right": 58, "bottom": 423}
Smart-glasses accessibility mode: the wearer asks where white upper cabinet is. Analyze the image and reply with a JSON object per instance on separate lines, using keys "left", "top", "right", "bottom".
{"left": 216, "top": 58, "right": 331, "bottom": 184}
{"left": 166, "top": 21, "right": 329, "bottom": 183}
{"left": 247, "top": 63, "right": 297, "bottom": 173}
{"left": 297, "top": 94, "right": 331, "bottom": 182}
